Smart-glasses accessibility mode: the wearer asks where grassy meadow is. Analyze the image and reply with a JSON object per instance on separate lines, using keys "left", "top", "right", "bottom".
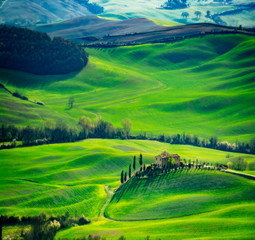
{"left": 1, "top": 32, "right": 255, "bottom": 239}
{"left": 1, "top": 139, "right": 255, "bottom": 239}
{"left": 1, "top": 34, "right": 255, "bottom": 142}
{"left": 56, "top": 207, "right": 255, "bottom": 239}
{"left": 105, "top": 169, "right": 255, "bottom": 220}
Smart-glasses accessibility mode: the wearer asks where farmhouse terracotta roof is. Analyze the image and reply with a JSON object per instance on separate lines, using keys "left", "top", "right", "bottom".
{"left": 155, "top": 153, "right": 180, "bottom": 158}
{"left": 156, "top": 153, "right": 170, "bottom": 158}
{"left": 172, "top": 154, "right": 180, "bottom": 157}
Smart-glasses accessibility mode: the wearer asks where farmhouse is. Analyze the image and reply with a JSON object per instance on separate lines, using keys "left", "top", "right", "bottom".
{"left": 155, "top": 152, "right": 180, "bottom": 168}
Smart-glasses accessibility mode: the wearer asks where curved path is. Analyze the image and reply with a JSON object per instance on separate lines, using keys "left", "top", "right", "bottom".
{"left": 99, "top": 185, "right": 114, "bottom": 218}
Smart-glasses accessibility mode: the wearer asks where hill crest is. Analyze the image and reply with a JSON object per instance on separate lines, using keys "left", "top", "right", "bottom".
{"left": 0, "top": 0, "right": 92, "bottom": 27}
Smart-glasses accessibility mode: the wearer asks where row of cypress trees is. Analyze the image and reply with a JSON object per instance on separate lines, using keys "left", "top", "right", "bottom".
{"left": 120, "top": 154, "right": 143, "bottom": 183}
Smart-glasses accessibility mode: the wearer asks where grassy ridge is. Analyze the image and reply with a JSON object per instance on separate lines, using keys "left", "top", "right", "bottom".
{"left": 56, "top": 207, "right": 255, "bottom": 239}
{"left": 1, "top": 139, "right": 255, "bottom": 239}
{"left": 0, "top": 139, "right": 254, "bottom": 218}
{"left": 105, "top": 169, "right": 255, "bottom": 220}
{"left": 1, "top": 34, "right": 255, "bottom": 142}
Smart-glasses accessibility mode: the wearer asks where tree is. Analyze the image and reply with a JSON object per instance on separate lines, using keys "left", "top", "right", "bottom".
{"left": 79, "top": 115, "right": 92, "bottom": 139}
{"left": 0, "top": 215, "right": 2, "bottom": 240}
{"left": 0, "top": 124, "right": 6, "bottom": 143}
{"left": 205, "top": 10, "right": 211, "bottom": 18}
{"left": 234, "top": 157, "right": 247, "bottom": 171}
{"left": 180, "top": 161, "right": 184, "bottom": 169}
{"left": 168, "top": 155, "right": 174, "bottom": 168}
{"left": 188, "top": 159, "right": 191, "bottom": 169}
{"left": 195, "top": 11, "right": 202, "bottom": 19}
{"left": 129, "top": 164, "right": 131, "bottom": 179}
{"left": 44, "top": 119, "right": 56, "bottom": 129}
{"left": 124, "top": 172, "right": 127, "bottom": 182}
{"left": 250, "top": 138, "right": 255, "bottom": 154}
{"left": 139, "top": 153, "right": 143, "bottom": 166}
{"left": 68, "top": 97, "right": 75, "bottom": 109}
{"left": 181, "top": 12, "right": 189, "bottom": 19}
{"left": 121, "top": 170, "right": 124, "bottom": 183}
{"left": 22, "top": 126, "right": 36, "bottom": 145}
{"left": 65, "top": 211, "right": 70, "bottom": 220}
{"left": 210, "top": 136, "right": 218, "bottom": 148}
{"left": 78, "top": 215, "right": 90, "bottom": 225}
{"left": 133, "top": 156, "right": 136, "bottom": 170}
{"left": 79, "top": 115, "right": 92, "bottom": 128}
{"left": 163, "top": 0, "right": 188, "bottom": 9}
{"left": 121, "top": 118, "right": 132, "bottom": 138}
{"left": 161, "top": 150, "right": 170, "bottom": 156}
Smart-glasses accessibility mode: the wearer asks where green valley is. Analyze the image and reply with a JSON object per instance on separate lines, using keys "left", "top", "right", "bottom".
{"left": 1, "top": 8, "right": 255, "bottom": 238}
{"left": 1, "top": 34, "right": 255, "bottom": 142}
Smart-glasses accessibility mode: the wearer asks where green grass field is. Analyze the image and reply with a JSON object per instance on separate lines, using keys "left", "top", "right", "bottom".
{"left": 105, "top": 169, "right": 255, "bottom": 221}
{"left": 1, "top": 34, "right": 255, "bottom": 143}
{"left": 56, "top": 207, "right": 255, "bottom": 239}
{"left": 1, "top": 139, "right": 255, "bottom": 239}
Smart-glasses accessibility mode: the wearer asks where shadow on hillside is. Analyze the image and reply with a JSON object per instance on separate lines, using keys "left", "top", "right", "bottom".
{"left": 0, "top": 68, "right": 82, "bottom": 88}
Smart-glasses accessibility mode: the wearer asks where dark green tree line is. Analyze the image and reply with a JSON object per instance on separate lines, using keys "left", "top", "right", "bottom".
{"left": 0, "top": 25, "right": 88, "bottom": 75}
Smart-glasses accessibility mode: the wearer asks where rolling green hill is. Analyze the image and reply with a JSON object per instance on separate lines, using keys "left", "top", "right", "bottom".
{"left": 1, "top": 139, "right": 254, "bottom": 218}
{"left": 105, "top": 169, "right": 255, "bottom": 221}
{"left": 1, "top": 139, "right": 255, "bottom": 239}
{"left": 1, "top": 34, "right": 255, "bottom": 142}
{"left": 56, "top": 203, "right": 255, "bottom": 239}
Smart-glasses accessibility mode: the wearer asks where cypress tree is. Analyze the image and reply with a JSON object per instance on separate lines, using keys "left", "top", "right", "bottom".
{"left": 129, "top": 164, "right": 131, "bottom": 179}
{"left": 139, "top": 153, "right": 143, "bottom": 166}
{"left": 133, "top": 156, "right": 136, "bottom": 170}
{"left": 124, "top": 172, "right": 127, "bottom": 182}
{"left": 121, "top": 170, "right": 124, "bottom": 183}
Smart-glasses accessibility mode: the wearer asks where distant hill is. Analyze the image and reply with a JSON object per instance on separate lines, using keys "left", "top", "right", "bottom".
{"left": 0, "top": 25, "right": 88, "bottom": 75}
{"left": 0, "top": 34, "right": 254, "bottom": 141}
{"left": 32, "top": 16, "right": 253, "bottom": 46}
{"left": 79, "top": 23, "right": 252, "bottom": 47}
{"left": 32, "top": 16, "right": 167, "bottom": 40}
{"left": 0, "top": 0, "right": 92, "bottom": 27}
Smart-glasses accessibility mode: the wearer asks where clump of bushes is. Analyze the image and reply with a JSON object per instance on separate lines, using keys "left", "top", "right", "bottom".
{"left": 2, "top": 212, "right": 91, "bottom": 240}
{"left": 227, "top": 157, "right": 247, "bottom": 171}
{"left": 0, "top": 139, "right": 16, "bottom": 149}
{"left": 37, "top": 101, "right": 45, "bottom": 106}
{"left": 12, "top": 91, "right": 28, "bottom": 100}
{"left": 78, "top": 215, "right": 90, "bottom": 226}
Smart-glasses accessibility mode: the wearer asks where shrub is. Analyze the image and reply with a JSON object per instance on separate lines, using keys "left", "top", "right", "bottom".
{"left": 78, "top": 215, "right": 90, "bottom": 225}
{"left": 248, "top": 161, "right": 255, "bottom": 170}
{"left": 12, "top": 91, "right": 28, "bottom": 100}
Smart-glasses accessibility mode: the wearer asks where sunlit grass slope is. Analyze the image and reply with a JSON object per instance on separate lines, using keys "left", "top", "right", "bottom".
{"left": 1, "top": 34, "right": 255, "bottom": 141}
{"left": 0, "top": 139, "right": 254, "bottom": 219}
{"left": 1, "top": 139, "right": 255, "bottom": 239}
{"left": 56, "top": 205, "right": 255, "bottom": 239}
{"left": 105, "top": 169, "right": 255, "bottom": 220}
